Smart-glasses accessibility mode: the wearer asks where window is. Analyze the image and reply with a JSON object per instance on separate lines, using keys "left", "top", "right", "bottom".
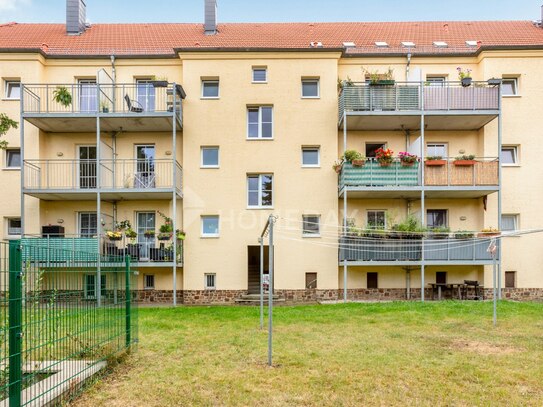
{"left": 201, "top": 147, "right": 219, "bottom": 168}
{"left": 205, "top": 273, "right": 216, "bottom": 290}
{"left": 84, "top": 274, "right": 106, "bottom": 299}
{"left": 302, "top": 147, "right": 320, "bottom": 167}
{"left": 302, "top": 215, "right": 320, "bottom": 236}
{"left": 505, "top": 271, "right": 516, "bottom": 288}
{"left": 78, "top": 213, "right": 97, "bottom": 237}
{"left": 252, "top": 67, "right": 267, "bottom": 83}
{"left": 302, "top": 79, "right": 320, "bottom": 98}
{"left": 367, "top": 210, "right": 386, "bottom": 229}
{"left": 365, "top": 143, "right": 386, "bottom": 158}
{"left": 436, "top": 271, "right": 447, "bottom": 284}
{"left": 4, "top": 80, "right": 20, "bottom": 99}
{"left": 78, "top": 79, "right": 97, "bottom": 112}
{"left": 501, "top": 146, "right": 518, "bottom": 165}
{"left": 427, "top": 210, "right": 447, "bottom": 229}
{"left": 247, "top": 174, "right": 273, "bottom": 208}
{"left": 247, "top": 106, "right": 273, "bottom": 139}
{"left": 6, "top": 218, "right": 21, "bottom": 237}
{"left": 427, "top": 143, "right": 448, "bottom": 158}
{"left": 201, "top": 216, "right": 219, "bottom": 237}
{"left": 202, "top": 80, "right": 219, "bottom": 98}
{"left": 306, "top": 272, "right": 317, "bottom": 289}
{"left": 5, "top": 149, "right": 20, "bottom": 168}
{"left": 502, "top": 78, "right": 518, "bottom": 96}
{"left": 367, "top": 272, "right": 378, "bottom": 289}
{"left": 501, "top": 214, "right": 518, "bottom": 232}
{"left": 136, "top": 79, "right": 155, "bottom": 111}
{"left": 144, "top": 274, "right": 155, "bottom": 290}
{"left": 426, "top": 76, "right": 446, "bottom": 86}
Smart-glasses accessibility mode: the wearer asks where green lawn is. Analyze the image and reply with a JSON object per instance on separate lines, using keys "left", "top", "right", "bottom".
{"left": 75, "top": 301, "right": 543, "bottom": 406}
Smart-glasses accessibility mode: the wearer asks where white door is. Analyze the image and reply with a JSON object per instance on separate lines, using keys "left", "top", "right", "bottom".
{"left": 134, "top": 145, "right": 156, "bottom": 188}
{"left": 78, "top": 145, "right": 97, "bottom": 189}
{"left": 137, "top": 212, "right": 155, "bottom": 260}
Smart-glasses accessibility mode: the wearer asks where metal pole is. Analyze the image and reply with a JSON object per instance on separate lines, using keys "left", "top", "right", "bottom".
{"left": 8, "top": 240, "right": 22, "bottom": 407}
{"left": 343, "top": 112, "right": 348, "bottom": 303}
{"left": 20, "top": 88, "right": 25, "bottom": 237}
{"left": 420, "top": 107, "right": 426, "bottom": 302}
{"left": 96, "top": 115, "right": 102, "bottom": 307}
{"left": 497, "top": 83, "right": 503, "bottom": 300}
{"left": 259, "top": 237, "right": 264, "bottom": 330}
{"left": 268, "top": 215, "right": 274, "bottom": 367}
{"left": 125, "top": 255, "right": 132, "bottom": 347}
{"left": 172, "top": 83, "right": 178, "bottom": 306}
{"left": 493, "top": 254, "right": 497, "bottom": 326}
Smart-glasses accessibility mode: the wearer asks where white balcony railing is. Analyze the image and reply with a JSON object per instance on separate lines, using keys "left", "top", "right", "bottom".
{"left": 24, "top": 158, "right": 182, "bottom": 194}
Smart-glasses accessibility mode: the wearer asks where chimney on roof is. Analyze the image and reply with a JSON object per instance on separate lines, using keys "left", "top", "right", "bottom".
{"left": 66, "top": 0, "right": 87, "bottom": 35}
{"left": 204, "top": 0, "right": 218, "bottom": 35}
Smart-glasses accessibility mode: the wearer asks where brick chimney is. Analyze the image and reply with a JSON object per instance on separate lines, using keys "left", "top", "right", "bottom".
{"left": 66, "top": 0, "right": 87, "bottom": 35}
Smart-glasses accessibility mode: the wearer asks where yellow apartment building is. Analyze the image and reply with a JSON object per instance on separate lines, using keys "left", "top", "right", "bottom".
{"left": 0, "top": 0, "right": 542, "bottom": 304}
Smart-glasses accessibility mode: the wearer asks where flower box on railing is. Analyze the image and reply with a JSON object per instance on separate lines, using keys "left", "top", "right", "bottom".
{"left": 425, "top": 159, "right": 447, "bottom": 166}
{"left": 453, "top": 160, "right": 477, "bottom": 166}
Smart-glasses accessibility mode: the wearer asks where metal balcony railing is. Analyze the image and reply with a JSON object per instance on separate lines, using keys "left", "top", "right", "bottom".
{"left": 24, "top": 158, "right": 182, "bottom": 194}
{"left": 22, "top": 82, "right": 183, "bottom": 122}
{"left": 339, "top": 81, "right": 500, "bottom": 120}
{"left": 339, "top": 157, "right": 498, "bottom": 190}
{"left": 339, "top": 236, "right": 499, "bottom": 262}
{"left": 21, "top": 234, "right": 183, "bottom": 265}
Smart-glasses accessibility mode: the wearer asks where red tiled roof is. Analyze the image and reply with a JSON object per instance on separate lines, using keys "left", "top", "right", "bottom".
{"left": 1, "top": 21, "right": 543, "bottom": 56}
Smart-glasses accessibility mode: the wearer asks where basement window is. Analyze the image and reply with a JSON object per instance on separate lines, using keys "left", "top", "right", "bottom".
{"left": 505, "top": 271, "right": 516, "bottom": 288}
{"left": 205, "top": 273, "right": 216, "bottom": 290}
{"left": 306, "top": 273, "right": 317, "bottom": 289}
{"left": 367, "top": 272, "right": 378, "bottom": 289}
{"left": 144, "top": 274, "right": 155, "bottom": 290}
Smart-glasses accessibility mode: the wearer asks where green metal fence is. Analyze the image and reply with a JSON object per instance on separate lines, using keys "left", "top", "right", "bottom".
{"left": 0, "top": 240, "right": 138, "bottom": 406}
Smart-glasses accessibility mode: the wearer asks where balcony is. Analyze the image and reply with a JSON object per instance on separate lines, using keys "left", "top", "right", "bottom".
{"left": 21, "top": 83, "right": 184, "bottom": 132}
{"left": 339, "top": 81, "right": 500, "bottom": 130}
{"left": 23, "top": 158, "right": 182, "bottom": 200}
{"left": 339, "top": 158, "right": 499, "bottom": 198}
{"left": 21, "top": 235, "right": 183, "bottom": 267}
{"left": 339, "top": 236, "right": 498, "bottom": 266}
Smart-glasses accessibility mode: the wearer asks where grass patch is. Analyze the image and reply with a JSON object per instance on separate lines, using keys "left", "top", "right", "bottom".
{"left": 74, "top": 301, "right": 543, "bottom": 406}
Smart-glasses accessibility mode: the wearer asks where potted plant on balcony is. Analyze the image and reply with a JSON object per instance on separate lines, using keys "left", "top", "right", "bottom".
{"left": 106, "top": 230, "right": 122, "bottom": 241}
{"left": 143, "top": 230, "right": 155, "bottom": 239}
{"left": 151, "top": 76, "right": 169, "bottom": 88}
{"left": 454, "top": 230, "right": 475, "bottom": 239}
{"left": 375, "top": 147, "right": 394, "bottom": 167}
{"left": 457, "top": 67, "right": 472, "bottom": 87}
{"left": 337, "top": 76, "right": 354, "bottom": 95}
{"left": 453, "top": 154, "right": 476, "bottom": 166}
{"left": 477, "top": 227, "right": 501, "bottom": 238}
{"left": 53, "top": 86, "right": 72, "bottom": 107}
{"left": 343, "top": 149, "right": 366, "bottom": 167}
{"left": 100, "top": 100, "right": 110, "bottom": 113}
{"left": 364, "top": 67, "right": 395, "bottom": 86}
{"left": 425, "top": 156, "right": 447, "bottom": 166}
{"left": 332, "top": 159, "right": 343, "bottom": 174}
{"left": 428, "top": 226, "right": 451, "bottom": 239}
{"left": 398, "top": 152, "right": 418, "bottom": 167}
{"left": 176, "top": 229, "right": 186, "bottom": 240}
{"left": 157, "top": 211, "right": 173, "bottom": 241}
{"left": 125, "top": 228, "right": 137, "bottom": 242}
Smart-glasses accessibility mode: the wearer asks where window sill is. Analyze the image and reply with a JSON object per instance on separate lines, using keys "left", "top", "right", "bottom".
{"left": 200, "top": 97, "right": 220, "bottom": 100}
{"left": 301, "top": 96, "right": 320, "bottom": 99}
{"left": 201, "top": 235, "right": 220, "bottom": 239}
{"left": 502, "top": 95, "right": 521, "bottom": 98}
{"left": 205, "top": 287, "right": 216, "bottom": 291}
{"left": 1, "top": 98, "right": 20, "bottom": 101}
{"left": 2, "top": 167, "right": 21, "bottom": 171}
{"left": 247, "top": 206, "right": 274, "bottom": 210}
{"left": 302, "top": 165, "right": 321, "bottom": 168}
{"left": 303, "top": 234, "right": 321, "bottom": 238}
{"left": 502, "top": 164, "right": 520, "bottom": 167}
{"left": 252, "top": 81, "right": 268, "bottom": 84}
{"left": 144, "top": 287, "right": 155, "bottom": 291}
{"left": 246, "top": 137, "right": 274, "bottom": 141}
{"left": 201, "top": 166, "right": 220, "bottom": 169}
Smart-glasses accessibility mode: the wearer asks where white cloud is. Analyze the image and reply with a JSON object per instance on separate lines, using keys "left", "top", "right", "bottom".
{"left": 0, "top": 0, "right": 30, "bottom": 12}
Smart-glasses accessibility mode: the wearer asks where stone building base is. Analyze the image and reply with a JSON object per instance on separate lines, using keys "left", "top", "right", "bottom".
{"left": 132, "top": 288, "right": 543, "bottom": 305}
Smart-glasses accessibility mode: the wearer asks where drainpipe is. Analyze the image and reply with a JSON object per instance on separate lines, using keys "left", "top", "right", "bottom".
{"left": 406, "top": 51, "right": 412, "bottom": 81}
{"left": 110, "top": 55, "right": 116, "bottom": 110}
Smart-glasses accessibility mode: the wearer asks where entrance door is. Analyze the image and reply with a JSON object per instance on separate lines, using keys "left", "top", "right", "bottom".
{"left": 136, "top": 79, "right": 155, "bottom": 111}
{"left": 135, "top": 145, "right": 156, "bottom": 188}
{"left": 79, "top": 79, "right": 97, "bottom": 112}
{"left": 137, "top": 212, "right": 156, "bottom": 260}
{"left": 247, "top": 245, "right": 270, "bottom": 294}
{"left": 78, "top": 145, "right": 97, "bottom": 189}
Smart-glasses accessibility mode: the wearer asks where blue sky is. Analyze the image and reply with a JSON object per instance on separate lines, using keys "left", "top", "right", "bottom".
{"left": 0, "top": 0, "right": 541, "bottom": 23}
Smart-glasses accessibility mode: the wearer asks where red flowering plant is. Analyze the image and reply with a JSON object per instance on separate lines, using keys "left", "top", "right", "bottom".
{"left": 157, "top": 210, "right": 174, "bottom": 240}
{"left": 375, "top": 148, "right": 394, "bottom": 166}
{"left": 398, "top": 152, "right": 418, "bottom": 164}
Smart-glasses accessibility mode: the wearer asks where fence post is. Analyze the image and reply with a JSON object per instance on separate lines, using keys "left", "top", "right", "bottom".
{"left": 125, "top": 255, "right": 131, "bottom": 348}
{"left": 8, "top": 239, "right": 23, "bottom": 407}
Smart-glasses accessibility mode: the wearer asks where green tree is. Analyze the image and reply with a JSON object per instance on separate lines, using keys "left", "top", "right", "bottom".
{"left": 0, "top": 113, "right": 18, "bottom": 149}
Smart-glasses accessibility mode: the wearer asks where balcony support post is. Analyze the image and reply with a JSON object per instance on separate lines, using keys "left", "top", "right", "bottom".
{"left": 20, "top": 85, "right": 26, "bottom": 236}
{"left": 343, "top": 112, "right": 348, "bottom": 303}
{"left": 497, "top": 84, "right": 503, "bottom": 299}
{"left": 172, "top": 83, "right": 178, "bottom": 306}
{"left": 96, "top": 114, "right": 102, "bottom": 307}
{"left": 420, "top": 110, "right": 426, "bottom": 302}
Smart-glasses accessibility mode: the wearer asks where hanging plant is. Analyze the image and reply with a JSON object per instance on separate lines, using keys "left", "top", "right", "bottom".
{"left": 53, "top": 86, "right": 72, "bottom": 107}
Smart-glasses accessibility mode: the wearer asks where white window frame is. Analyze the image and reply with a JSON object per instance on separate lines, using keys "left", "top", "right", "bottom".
{"left": 201, "top": 79, "right": 220, "bottom": 99}
{"left": 144, "top": 274, "right": 155, "bottom": 290}
{"left": 204, "top": 273, "right": 216, "bottom": 290}
{"left": 501, "top": 214, "right": 519, "bottom": 232}
{"left": 302, "top": 215, "right": 320, "bottom": 237}
{"left": 4, "top": 80, "right": 21, "bottom": 100}
{"left": 247, "top": 174, "right": 274, "bottom": 209}
{"left": 426, "top": 143, "right": 448, "bottom": 158}
{"left": 426, "top": 76, "right": 447, "bottom": 86}
{"left": 252, "top": 67, "right": 268, "bottom": 83}
{"left": 501, "top": 145, "right": 519, "bottom": 166}
{"left": 301, "top": 78, "right": 320, "bottom": 99}
{"left": 247, "top": 106, "right": 274, "bottom": 139}
{"left": 4, "top": 148, "right": 21, "bottom": 170}
{"left": 201, "top": 146, "right": 220, "bottom": 168}
{"left": 78, "top": 212, "right": 98, "bottom": 238}
{"left": 502, "top": 77, "right": 519, "bottom": 97}
{"left": 201, "top": 215, "right": 220, "bottom": 238}
{"left": 301, "top": 146, "right": 320, "bottom": 168}
{"left": 6, "top": 217, "right": 21, "bottom": 238}
{"left": 366, "top": 210, "right": 386, "bottom": 229}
